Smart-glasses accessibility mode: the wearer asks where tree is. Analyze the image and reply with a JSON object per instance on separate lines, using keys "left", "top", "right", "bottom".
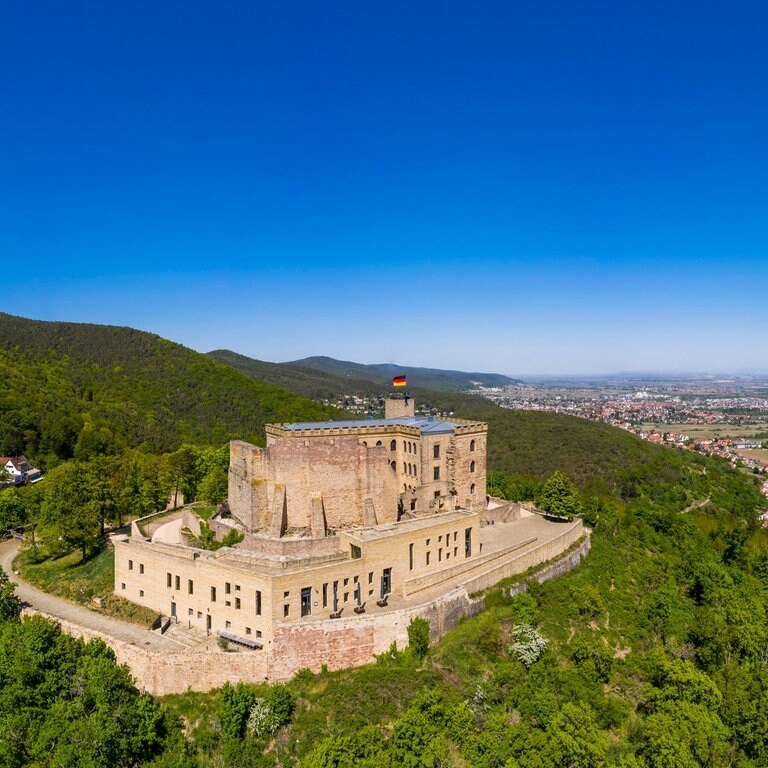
{"left": 537, "top": 470, "right": 582, "bottom": 520}
{"left": 0, "top": 566, "right": 20, "bottom": 622}
{"left": 508, "top": 623, "right": 548, "bottom": 668}
{"left": 407, "top": 616, "right": 431, "bottom": 660}
{"left": 38, "top": 461, "right": 103, "bottom": 561}
{"left": 0, "top": 489, "right": 27, "bottom": 536}
{"left": 219, "top": 681, "right": 256, "bottom": 741}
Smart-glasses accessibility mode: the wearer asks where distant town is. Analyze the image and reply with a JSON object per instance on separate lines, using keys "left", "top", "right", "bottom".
{"left": 321, "top": 374, "right": 768, "bottom": 503}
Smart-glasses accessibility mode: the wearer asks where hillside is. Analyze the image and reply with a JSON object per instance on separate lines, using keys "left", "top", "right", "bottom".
{"left": 207, "top": 349, "right": 382, "bottom": 400}
{"left": 287, "top": 355, "right": 521, "bottom": 391}
{"left": 0, "top": 313, "right": 338, "bottom": 466}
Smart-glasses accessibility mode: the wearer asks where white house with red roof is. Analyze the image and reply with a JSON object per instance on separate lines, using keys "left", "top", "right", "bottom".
{"left": 1, "top": 455, "right": 42, "bottom": 485}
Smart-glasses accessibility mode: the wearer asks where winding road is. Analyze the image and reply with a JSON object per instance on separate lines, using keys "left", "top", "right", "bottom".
{"left": 0, "top": 538, "right": 183, "bottom": 651}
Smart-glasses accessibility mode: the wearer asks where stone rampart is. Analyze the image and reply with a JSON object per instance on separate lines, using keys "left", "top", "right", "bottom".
{"left": 33, "top": 526, "right": 591, "bottom": 695}
{"left": 463, "top": 521, "right": 585, "bottom": 594}
{"left": 508, "top": 533, "right": 592, "bottom": 596}
{"left": 19, "top": 607, "right": 269, "bottom": 696}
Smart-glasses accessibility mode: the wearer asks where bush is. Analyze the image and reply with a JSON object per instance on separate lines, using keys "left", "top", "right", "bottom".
{"left": 407, "top": 617, "right": 431, "bottom": 661}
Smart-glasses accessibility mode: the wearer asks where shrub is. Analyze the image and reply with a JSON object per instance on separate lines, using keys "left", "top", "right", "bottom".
{"left": 407, "top": 616, "right": 431, "bottom": 660}
{"left": 508, "top": 623, "right": 548, "bottom": 668}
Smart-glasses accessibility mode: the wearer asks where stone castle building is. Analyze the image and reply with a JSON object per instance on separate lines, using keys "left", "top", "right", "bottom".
{"left": 113, "top": 394, "right": 584, "bottom": 682}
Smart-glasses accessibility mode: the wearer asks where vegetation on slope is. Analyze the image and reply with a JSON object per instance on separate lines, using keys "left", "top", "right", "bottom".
{"left": 0, "top": 313, "right": 339, "bottom": 467}
{"left": 207, "top": 349, "right": 383, "bottom": 400}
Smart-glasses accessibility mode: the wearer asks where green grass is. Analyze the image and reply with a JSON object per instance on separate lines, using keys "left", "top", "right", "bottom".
{"left": 18, "top": 545, "right": 115, "bottom": 603}
{"left": 192, "top": 504, "right": 217, "bottom": 521}
{"left": 16, "top": 544, "right": 158, "bottom": 627}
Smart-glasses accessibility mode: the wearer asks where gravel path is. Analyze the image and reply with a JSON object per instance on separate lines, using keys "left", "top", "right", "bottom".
{"left": 0, "top": 539, "right": 184, "bottom": 652}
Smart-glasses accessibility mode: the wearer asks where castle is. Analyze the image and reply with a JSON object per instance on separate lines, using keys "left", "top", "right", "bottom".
{"left": 113, "top": 393, "right": 585, "bottom": 682}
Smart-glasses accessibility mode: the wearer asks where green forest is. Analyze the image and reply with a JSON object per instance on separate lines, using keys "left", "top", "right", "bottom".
{"left": 2, "top": 314, "right": 768, "bottom": 767}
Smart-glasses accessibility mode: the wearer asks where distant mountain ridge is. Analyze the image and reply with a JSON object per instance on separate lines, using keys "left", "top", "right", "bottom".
{"left": 285, "top": 355, "right": 521, "bottom": 391}
{"left": 206, "top": 350, "right": 382, "bottom": 401}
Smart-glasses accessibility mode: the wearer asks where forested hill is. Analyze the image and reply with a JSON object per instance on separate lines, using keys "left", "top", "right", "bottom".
{"left": 207, "top": 349, "right": 383, "bottom": 400}
{"left": 0, "top": 313, "right": 337, "bottom": 466}
{"left": 286, "top": 355, "right": 521, "bottom": 391}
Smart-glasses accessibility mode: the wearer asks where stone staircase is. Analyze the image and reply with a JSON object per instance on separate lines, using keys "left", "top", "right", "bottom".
{"left": 156, "top": 619, "right": 212, "bottom": 649}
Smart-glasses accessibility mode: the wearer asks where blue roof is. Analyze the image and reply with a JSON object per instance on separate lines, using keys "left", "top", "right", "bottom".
{"left": 280, "top": 415, "right": 458, "bottom": 435}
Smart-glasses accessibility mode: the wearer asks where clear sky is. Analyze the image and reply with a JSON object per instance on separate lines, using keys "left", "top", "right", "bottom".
{"left": 2, "top": 1, "right": 766, "bottom": 375}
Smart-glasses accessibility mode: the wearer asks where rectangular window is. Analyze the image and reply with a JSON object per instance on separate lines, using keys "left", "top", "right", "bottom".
{"left": 350, "top": 544, "right": 361, "bottom": 559}
{"left": 439, "top": 548, "right": 443, "bottom": 562}
{"left": 128, "top": 560, "right": 133, "bottom": 571}
{"left": 368, "top": 571, "right": 373, "bottom": 584}
{"left": 140, "top": 589, "right": 144, "bottom": 597}
{"left": 235, "top": 584, "right": 241, "bottom": 592}
{"left": 409, "top": 543, "right": 414, "bottom": 571}
{"left": 426, "top": 551, "right": 431, "bottom": 566}
{"left": 225, "top": 582, "right": 231, "bottom": 594}
{"left": 235, "top": 597, "right": 241, "bottom": 610}
{"left": 256, "top": 630, "right": 262, "bottom": 638}
{"left": 301, "top": 587, "right": 312, "bottom": 617}
{"left": 433, "top": 444, "right": 440, "bottom": 459}
{"left": 139, "top": 563, "right": 144, "bottom": 574}
{"left": 382, "top": 567, "right": 392, "bottom": 596}
{"left": 211, "top": 586, "right": 217, "bottom": 602}
{"left": 188, "top": 579, "right": 194, "bottom": 595}
{"left": 245, "top": 627, "right": 252, "bottom": 635}
{"left": 284, "top": 590, "right": 290, "bottom": 598}
{"left": 255, "top": 590, "right": 262, "bottom": 615}
{"left": 121, "top": 583, "right": 125, "bottom": 590}
{"left": 175, "top": 575, "right": 180, "bottom": 591}
{"left": 226, "top": 620, "right": 231, "bottom": 629}
{"left": 343, "top": 578, "right": 349, "bottom": 587}
{"left": 284, "top": 604, "right": 289, "bottom": 617}
{"left": 433, "top": 467, "right": 440, "bottom": 480}
{"left": 343, "top": 592, "right": 349, "bottom": 603}
{"left": 322, "top": 583, "right": 328, "bottom": 608}
{"left": 465, "top": 528, "right": 472, "bottom": 557}
{"left": 226, "top": 600, "right": 231, "bottom": 607}
{"left": 167, "top": 572, "right": 172, "bottom": 588}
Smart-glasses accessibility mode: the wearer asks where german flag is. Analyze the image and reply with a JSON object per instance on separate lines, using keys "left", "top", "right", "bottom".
{"left": 392, "top": 375, "right": 407, "bottom": 387}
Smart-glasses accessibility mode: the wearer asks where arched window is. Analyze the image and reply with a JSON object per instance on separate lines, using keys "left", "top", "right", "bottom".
{"left": 376, "top": 440, "right": 382, "bottom": 447}
{"left": 362, "top": 441, "right": 368, "bottom": 447}
{"left": 408, "top": 463, "right": 413, "bottom": 475}
{"left": 403, "top": 440, "right": 407, "bottom": 452}
{"left": 403, "top": 462, "right": 407, "bottom": 473}
{"left": 470, "top": 483, "right": 476, "bottom": 495}
{"left": 470, "top": 439, "right": 476, "bottom": 452}
{"left": 391, "top": 461, "right": 396, "bottom": 471}
{"left": 390, "top": 439, "right": 396, "bottom": 451}
{"left": 470, "top": 461, "right": 476, "bottom": 473}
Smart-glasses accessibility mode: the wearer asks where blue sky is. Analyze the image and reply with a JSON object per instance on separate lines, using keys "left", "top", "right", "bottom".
{"left": 2, "top": 1, "right": 766, "bottom": 375}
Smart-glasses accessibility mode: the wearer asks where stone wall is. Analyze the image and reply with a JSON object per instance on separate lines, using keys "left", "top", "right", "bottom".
{"left": 508, "top": 533, "right": 592, "bottom": 596}
{"left": 42, "top": 528, "right": 591, "bottom": 695}
{"left": 463, "top": 521, "right": 586, "bottom": 594}
{"left": 265, "top": 435, "right": 399, "bottom": 530}
{"left": 20, "top": 607, "right": 269, "bottom": 696}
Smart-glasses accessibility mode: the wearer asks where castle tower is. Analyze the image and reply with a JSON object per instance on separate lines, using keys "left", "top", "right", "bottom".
{"left": 385, "top": 375, "right": 414, "bottom": 418}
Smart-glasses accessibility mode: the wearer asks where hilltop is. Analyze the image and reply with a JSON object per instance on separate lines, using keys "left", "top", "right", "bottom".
{"left": 0, "top": 313, "right": 337, "bottom": 466}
